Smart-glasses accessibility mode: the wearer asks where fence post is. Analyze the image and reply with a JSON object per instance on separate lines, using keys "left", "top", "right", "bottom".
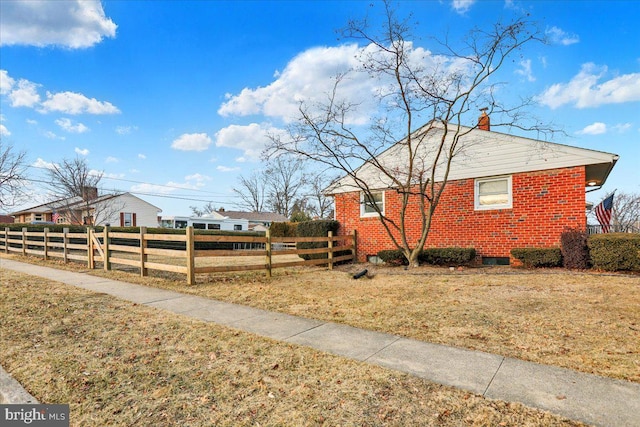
{"left": 103, "top": 226, "right": 111, "bottom": 271}
{"left": 63, "top": 228, "right": 69, "bottom": 263}
{"left": 352, "top": 229, "right": 358, "bottom": 262}
{"left": 186, "top": 226, "right": 195, "bottom": 285}
{"left": 87, "top": 228, "right": 94, "bottom": 269}
{"left": 21, "top": 227, "right": 27, "bottom": 256}
{"left": 43, "top": 228, "right": 49, "bottom": 260}
{"left": 5, "top": 227, "right": 9, "bottom": 254}
{"left": 328, "top": 230, "right": 334, "bottom": 270}
{"left": 139, "top": 226, "right": 147, "bottom": 277}
{"left": 265, "top": 229, "right": 272, "bottom": 278}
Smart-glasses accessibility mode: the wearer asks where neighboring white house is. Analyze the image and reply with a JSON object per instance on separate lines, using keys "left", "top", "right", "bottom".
{"left": 10, "top": 191, "right": 162, "bottom": 228}
{"left": 100, "top": 193, "right": 162, "bottom": 227}
{"left": 217, "top": 209, "right": 288, "bottom": 230}
{"left": 160, "top": 209, "right": 288, "bottom": 232}
{"left": 160, "top": 211, "right": 249, "bottom": 231}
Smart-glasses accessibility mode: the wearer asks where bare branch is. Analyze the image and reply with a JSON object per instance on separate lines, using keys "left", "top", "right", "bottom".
{"left": 0, "top": 141, "right": 28, "bottom": 209}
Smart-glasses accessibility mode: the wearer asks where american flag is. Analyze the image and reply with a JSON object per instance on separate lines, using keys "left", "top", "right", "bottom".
{"left": 594, "top": 193, "right": 614, "bottom": 233}
{"left": 52, "top": 211, "right": 60, "bottom": 223}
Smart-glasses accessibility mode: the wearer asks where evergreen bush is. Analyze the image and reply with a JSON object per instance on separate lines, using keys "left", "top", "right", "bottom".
{"left": 296, "top": 220, "right": 340, "bottom": 260}
{"left": 588, "top": 233, "right": 640, "bottom": 272}
{"left": 511, "top": 247, "right": 563, "bottom": 268}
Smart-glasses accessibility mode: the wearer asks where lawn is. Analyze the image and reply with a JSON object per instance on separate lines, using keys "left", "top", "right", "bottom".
{"left": 4, "top": 253, "right": 639, "bottom": 383}
{"left": 0, "top": 268, "right": 587, "bottom": 426}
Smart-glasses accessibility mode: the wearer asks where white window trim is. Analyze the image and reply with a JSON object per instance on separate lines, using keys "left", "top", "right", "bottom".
{"left": 474, "top": 176, "right": 513, "bottom": 210}
{"left": 360, "top": 190, "right": 385, "bottom": 218}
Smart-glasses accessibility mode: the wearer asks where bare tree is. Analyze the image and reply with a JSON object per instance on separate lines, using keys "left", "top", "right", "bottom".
{"left": 264, "top": 155, "right": 307, "bottom": 217}
{"left": 47, "top": 157, "right": 123, "bottom": 226}
{"left": 612, "top": 192, "right": 640, "bottom": 232}
{"left": 232, "top": 171, "right": 266, "bottom": 212}
{"left": 0, "top": 141, "right": 27, "bottom": 210}
{"left": 268, "top": 3, "right": 554, "bottom": 266}
{"left": 589, "top": 191, "right": 640, "bottom": 232}
{"left": 190, "top": 201, "right": 217, "bottom": 216}
{"left": 307, "top": 172, "right": 335, "bottom": 219}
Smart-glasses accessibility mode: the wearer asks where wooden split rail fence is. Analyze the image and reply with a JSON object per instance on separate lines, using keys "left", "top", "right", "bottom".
{"left": 1, "top": 226, "right": 357, "bottom": 285}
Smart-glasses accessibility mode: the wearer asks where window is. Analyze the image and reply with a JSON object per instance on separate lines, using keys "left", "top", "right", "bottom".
{"left": 193, "top": 223, "right": 206, "bottom": 229}
{"left": 475, "top": 176, "right": 512, "bottom": 210}
{"left": 175, "top": 220, "right": 188, "bottom": 229}
{"left": 361, "top": 191, "right": 384, "bottom": 217}
{"left": 208, "top": 224, "right": 221, "bottom": 230}
{"left": 234, "top": 224, "right": 242, "bottom": 231}
{"left": 34, "top": 214, "right": 43, "bottom": 221}
{"left": 123, "top": 212, "right": 133, "bottom": 227}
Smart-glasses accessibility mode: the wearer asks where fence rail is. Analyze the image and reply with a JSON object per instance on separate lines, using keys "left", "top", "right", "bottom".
{"left": 587, "top": 224, "right": 640, "bottom": 234}
{"left": 1, "top": 226, "right": 356, "bottom": 285}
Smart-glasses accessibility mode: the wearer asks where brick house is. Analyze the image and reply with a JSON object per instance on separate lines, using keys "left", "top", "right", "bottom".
{"left": 328, "top": 116, "right": 619, "bottom": 265}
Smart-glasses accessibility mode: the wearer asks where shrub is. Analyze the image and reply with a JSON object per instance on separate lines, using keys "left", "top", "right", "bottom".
{"left": 296, "top": 220, "right": 341, "bottom": 260}
{"left": 511, "top": 247, "right": 563, "bottom": 268}
{"left": 560, "top": 228, "right": 589, "bottom": 269}
{"left": 269, "top": 222, "right": 298, "bottom": 237}
{"left": 377, "top": 249, "right": 408, "bottom": 265}
{"left": 377, "top": 247, "right": 476, "bottom": 266}
{"left": 588, "top": 233, "right": 640, "bottom": 272}
{"left": 419, "top": 248, "right": 476, "bottom": 266}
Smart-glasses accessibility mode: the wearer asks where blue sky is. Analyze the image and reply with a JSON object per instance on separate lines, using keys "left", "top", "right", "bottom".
{"left": 1, "top": 0, "right": 638, "bottom": 216}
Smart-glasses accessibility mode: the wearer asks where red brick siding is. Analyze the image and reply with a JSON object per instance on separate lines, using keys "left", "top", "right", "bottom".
{"left": 335, "top": 166, "right": 586, "bottom": 263}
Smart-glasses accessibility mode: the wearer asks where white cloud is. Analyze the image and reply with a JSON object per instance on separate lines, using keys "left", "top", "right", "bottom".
{"left": 44, "top": 131, "right": 64, "bottom": 140}
{"left": 185, "top": 173, "right": 212, "bottom": 187}
{"left": 41, "top": 91, "right": 120, "bottom": 114}
{"left": 538, "top": 63, "right": 640, "bottom": 109}
{"left": 515, "top": 59, "right": 535, "bottom": 82}
{"left": 0, "top": 124, "right": 10, "bottom": 137}
{"left": 75, "top": 147, "right": 90, "bottom": 156}
{"left": 32, "top": 158, "right": 56, "bottom": 169}
{"left": 116, "top": 125, "right": 137, "bottom": 135}
{"left": 1, "top": 70, "right": 121, "bottom": 115}
{"left": 0, "top": 70, "right": 15, "bottom": 94}
{"left": 215, "top": 123, "right": 288, "bottom": 160}
{"left": 0, "top": 0, "right": 117, "bottom": 49}
{"left": 216, "top": 165, "right": 241, "bottom": 172}
{"left": 9, "top": 79, "right": 41, "bottom": 108}
{"left": 137, "top": 153, "right": 146, "bottom": 159}
{"left": 545, "top": 26, "right": 580, "bottom": 46}
{"left": 452, "top": 0, "right": 475, "bottom": 14}
{"left": 218, "top": 44, "right": 375, "bottom": 123}
{"left": 218, "top": 42, "right": 470, "bottom": 126}
{"left": 55, "top": 117, "right": 89, "bottom": 133}
{"left": 171, "top": 133, "right": 212, "bottom": 151}
{"left": 105, "top": 156, "right": 119, "bottom": 163}
{"left": 577, "top": 122, "right": 607, "bottom": 135}
{"left": 612, "top": 123, "right": 632, "bottom": 133}
{"left": 26, "top": 119, "right": 38, "bottom": 125}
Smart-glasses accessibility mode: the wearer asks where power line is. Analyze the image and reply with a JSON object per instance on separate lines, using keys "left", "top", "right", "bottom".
{"left": 26, "top": 164, "right": 241, "bottom": 198}
{"left": 14, "top": 176, "right": 238, "bottom": 205}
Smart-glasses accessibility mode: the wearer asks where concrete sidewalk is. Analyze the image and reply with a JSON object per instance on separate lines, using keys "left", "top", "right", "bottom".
{"left": 1, "top": 258, "right": 638, "bottom": 427}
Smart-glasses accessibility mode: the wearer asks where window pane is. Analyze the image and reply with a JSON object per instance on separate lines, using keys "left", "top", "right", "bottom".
{"left": 364, "top": 192, "right": 383, "bottom": 214}
{"left": 479, "top": 179, "right": 507, "bottom": 195}
{"left": 479, "top": 193, "right": 509, "bottom": 205}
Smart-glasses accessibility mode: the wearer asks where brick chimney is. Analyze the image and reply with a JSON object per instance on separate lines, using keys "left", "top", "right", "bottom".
{"left": 81, "top": 186, "right": 98, "bottom": 201}
{"left": 478, "top": 107, "right": 490, "bottom": 131}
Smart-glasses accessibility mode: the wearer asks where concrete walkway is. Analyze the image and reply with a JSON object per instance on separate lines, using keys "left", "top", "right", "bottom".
{"left": 1, "top": 258, "right": 638, "bottom": 427}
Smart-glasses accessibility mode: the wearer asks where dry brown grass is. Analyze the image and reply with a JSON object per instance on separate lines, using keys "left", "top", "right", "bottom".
{"left": 0, "top": 269, "right": 587, "bottom": 426}
{"left": 4, "top": 253, "right": 640, "bottom": 384}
